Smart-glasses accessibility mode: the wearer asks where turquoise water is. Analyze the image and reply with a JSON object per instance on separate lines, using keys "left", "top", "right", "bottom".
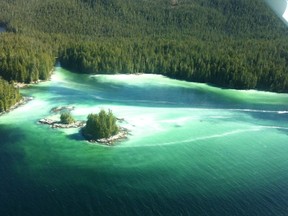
{"left": 1, "top": 67, "right": 288, "bottom": 215}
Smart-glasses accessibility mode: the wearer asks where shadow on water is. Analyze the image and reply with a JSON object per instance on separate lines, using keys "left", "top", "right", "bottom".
{"left": 0, "top": 124, "right": 26, "bottom": 145}
{"left": 66, "top": 132, "right": 86, "bottom": 141}
{"left": 0, "top": 125, "right": 27, "bottom": 215}
{"left": 0, "top": 124, "right": 26, "bottom": 168}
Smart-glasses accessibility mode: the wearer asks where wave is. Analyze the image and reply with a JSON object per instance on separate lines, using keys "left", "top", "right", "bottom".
{"left": 277, "top": 111, "right": 288, "bottom": 114}
{"left": 227, "top": 108, "right": 288, "bottom": 114}
{"left": 117, "top": 127, "right": 260, "bottom": 148}
{"left": 117, "top": 125, "right": 288, "bottom": 148}
{"left": 257, "top": 125, "right": 288, "bottom": 130}
{"left": 209, "top": 116, "right": 230, "bottom": 119}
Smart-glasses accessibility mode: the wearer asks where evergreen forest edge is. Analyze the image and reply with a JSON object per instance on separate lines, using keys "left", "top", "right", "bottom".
{"left": 1, "top": 0, "right": 288, "bottom": 112}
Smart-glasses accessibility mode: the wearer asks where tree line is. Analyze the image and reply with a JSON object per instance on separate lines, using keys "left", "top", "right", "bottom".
{"left": 1, "top": 0, "right": 288, "bottom": 111}
{"left": 59, "top": 38, "right": 288, "bottom": 92}
{"left": 0, "top": 34, "right": 55, "bottom": 83}
{"left": 0, "top": 78, "right": 21, "bottom": 112}
{"left": 0, "top": 33, "right": 55, "bottom": 112}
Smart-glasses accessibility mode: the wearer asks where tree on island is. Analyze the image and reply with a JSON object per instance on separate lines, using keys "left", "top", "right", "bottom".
{"left": 60, "top": 112, "right": 75, "bottom": 124}
{"left": 82, "top": 109, "right": 119, "bottom": 140}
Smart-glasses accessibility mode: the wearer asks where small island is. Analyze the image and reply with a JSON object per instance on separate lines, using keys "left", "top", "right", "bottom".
{"left": 39, "top": 106, "right": 85, "bottom": 128}
{"left": 38, "top": 119, "right": 86, "bottom": 128}
{"left": 81, "top": 109, "right": 128, "bottom": 145}
{"left": 39, "top": 107, "right": 128, "bottom": 145}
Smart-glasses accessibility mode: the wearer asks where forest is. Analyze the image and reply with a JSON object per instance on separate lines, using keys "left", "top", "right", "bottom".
{"left": 0, "top": 78, "right": 21, "bottom": 113}
{"left": 1, "top": 0, "right": 288, "bottom": 111}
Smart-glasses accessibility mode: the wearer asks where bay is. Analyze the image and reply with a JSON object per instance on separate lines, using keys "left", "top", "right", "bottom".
{"left": 0, "top": 67, "right": 288, "bottom": 215}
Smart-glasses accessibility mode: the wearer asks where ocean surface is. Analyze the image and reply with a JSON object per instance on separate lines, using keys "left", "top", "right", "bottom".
{"left": 1, "top": 67, "right": 288, "bottom": 216}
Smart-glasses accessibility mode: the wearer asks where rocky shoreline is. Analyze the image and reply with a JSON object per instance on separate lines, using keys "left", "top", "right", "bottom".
{"left": 1, "top": 70, "right": 55, "bottom": 116}
{"left": 14, "top": 79, "right": 47, "bottom": 89}
{"left": 38, "top": 118, "right": 86, "bottom": 129}
{"left": 14, "top": 69, "right": 54, "bottom": 89}
{"left": 87, "top": 127, "right": 130, "bottom": 145}
{"left": 0, "top": 96, "right": 33, "bottom": 116}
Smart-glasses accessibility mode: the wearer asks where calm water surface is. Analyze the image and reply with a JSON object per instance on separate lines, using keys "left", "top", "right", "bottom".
{"left": 1, "top": 67, "right": 288, "bottom": 215}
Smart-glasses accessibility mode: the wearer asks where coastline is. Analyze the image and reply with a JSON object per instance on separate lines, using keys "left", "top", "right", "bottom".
{"left": 13, "top": 68, "right": 54, "bottom": 89}
{"left": 38, "top": 118, "right": 85, "bottom": 129}
{"left": 0, "top": 69, "right": 55, "bottom": 116}
{"left": 0, "top": 96, "right": 33, "bottom": 116}
{"left": 84, "top": 127, "right": 130, "bottom": 145}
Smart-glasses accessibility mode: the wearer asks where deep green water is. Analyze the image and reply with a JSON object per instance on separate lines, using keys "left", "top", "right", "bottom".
{"left": 1, "top": 67, "right": 288, "bottom": 216}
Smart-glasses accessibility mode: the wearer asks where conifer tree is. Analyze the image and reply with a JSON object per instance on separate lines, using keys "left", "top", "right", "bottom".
{"left": 82, "top": 109, "right": 119, "bottom": 140}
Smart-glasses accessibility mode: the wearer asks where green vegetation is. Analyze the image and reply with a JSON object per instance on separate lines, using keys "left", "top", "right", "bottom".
{"left": 0, "top": 0, "right": 285, "bottom": 39}
{"left": 82, "top": 110, "right": 119, "bottom": 140}
{"left": 0, "top": 78, "right": 21, "bottom": 113}
{"left": 59, "top": 38, "right": 288, "bottom": 91}
{"left": 0, "top": 34, "right": 55, "bottom": 83}
{"left": 60, "top": 112, "right": 75, "bottom": 124}
{"left": 0, "top": 0, "right": 288, "bottom": 113}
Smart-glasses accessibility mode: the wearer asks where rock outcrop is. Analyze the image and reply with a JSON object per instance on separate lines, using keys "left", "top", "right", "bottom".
{"left": 94, "top": 127, "right": 129, "bottom": 145}
{"left": 50, "top": 106, "right": 75, "bottom": 113}
{"left": 39, "top": 118, "right": 85, "bottom": 128}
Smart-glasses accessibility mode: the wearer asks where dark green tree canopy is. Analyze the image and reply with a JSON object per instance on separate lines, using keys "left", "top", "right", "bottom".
{"left": 0, "top": 0, "right": 288, "bottom": 113}
{"left": 82, "top": 109, "right": 119, "bottom": 140}
{"left": 0, "top": 77, "right": 21, "bottom": 113}
{"left": 60, "top": 112, "right": 75, "bottom": 124}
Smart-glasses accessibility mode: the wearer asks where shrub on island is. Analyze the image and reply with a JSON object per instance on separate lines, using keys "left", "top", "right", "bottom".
{"left": 60, "top": 112, "right": 75, "bottom": 124}
{"left": 82, "top": 109, "right": 119, "bottom": 140}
